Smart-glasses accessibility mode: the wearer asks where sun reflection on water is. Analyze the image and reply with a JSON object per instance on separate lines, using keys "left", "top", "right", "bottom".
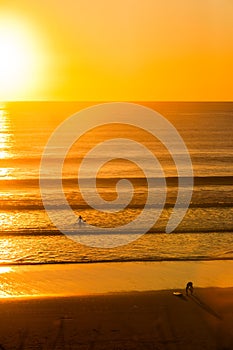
{"left": 0, "top": 266, "right": 12, "bottom": 274}
{"left": 0, "top": 108, "right": 13, "bottom": 178}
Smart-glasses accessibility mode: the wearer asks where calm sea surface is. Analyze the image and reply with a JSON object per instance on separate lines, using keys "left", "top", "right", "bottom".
{"left": 0, "top": 102, "right": 232, "bottom": 264}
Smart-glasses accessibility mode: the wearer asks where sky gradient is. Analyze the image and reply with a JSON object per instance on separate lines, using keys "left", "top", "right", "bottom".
{"left": 0, "top": 0, "right": 232, "bottom": 101}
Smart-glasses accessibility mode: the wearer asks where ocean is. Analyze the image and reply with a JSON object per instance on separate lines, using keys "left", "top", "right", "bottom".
{"left": 0, "top": 101, "right": 232, "bottom": 264}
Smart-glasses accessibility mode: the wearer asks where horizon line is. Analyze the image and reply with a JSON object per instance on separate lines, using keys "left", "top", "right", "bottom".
{"left": 1, "top": 100, "right": 233, "bottom": 103}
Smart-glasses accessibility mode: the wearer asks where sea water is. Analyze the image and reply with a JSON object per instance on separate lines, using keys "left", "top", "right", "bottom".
{"left": 0, "top": 102, "right": 232, "bottom": 264}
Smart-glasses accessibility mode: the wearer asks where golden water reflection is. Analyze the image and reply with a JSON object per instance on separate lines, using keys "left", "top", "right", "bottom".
{"left": 0, "top": 167, "right": 12, "bottom": 177}
{"left": 0, "top": 266, "right": 12, "bottom": 274}
{"left": 0, "top": 108, "right": 13, "bottom": 178}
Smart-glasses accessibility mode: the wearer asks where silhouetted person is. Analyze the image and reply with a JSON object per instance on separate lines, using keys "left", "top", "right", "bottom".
{"left": 77, "top": 215, "right": 85, "bottom": 226}
{"left": 186, "top": 281, "right": 194, "bottom": 295}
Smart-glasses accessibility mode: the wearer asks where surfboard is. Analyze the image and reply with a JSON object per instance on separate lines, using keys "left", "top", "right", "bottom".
{"left": 173, "top": 292, "right": 183, "bottom": 296}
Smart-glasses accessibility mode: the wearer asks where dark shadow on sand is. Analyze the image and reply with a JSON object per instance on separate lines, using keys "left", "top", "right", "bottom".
{"left": 173, "top": 294, "right": 188, "bottom": 302}
{"left": 190, "top": 294, "right": 222, "bottom": 320}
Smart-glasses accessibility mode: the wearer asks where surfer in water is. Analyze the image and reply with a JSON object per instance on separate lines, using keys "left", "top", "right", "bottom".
{"left": 77, "top": 215, "right": 86, "bottom": 226}
{"left": 186, "top": 281, "right": 194, "bottom": 295}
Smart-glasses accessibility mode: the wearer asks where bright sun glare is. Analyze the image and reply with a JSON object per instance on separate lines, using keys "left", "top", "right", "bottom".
{"left": 0, "top": 16, "right": 44, "bottom": 100}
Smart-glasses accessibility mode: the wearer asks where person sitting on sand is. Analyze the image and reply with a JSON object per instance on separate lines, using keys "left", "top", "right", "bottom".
{"left": 186, "top": 281, "right": 194, "bottom": 295}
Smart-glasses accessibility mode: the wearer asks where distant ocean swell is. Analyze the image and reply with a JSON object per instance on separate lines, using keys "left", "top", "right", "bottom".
{"left": 0, "top": 176, "right": 232, "bottom": 211}
{"left": 1, "top": 203, "right": 233, "bottom": 211}
{"left": 1, "top": 176, "right": 233, "bottom": 187}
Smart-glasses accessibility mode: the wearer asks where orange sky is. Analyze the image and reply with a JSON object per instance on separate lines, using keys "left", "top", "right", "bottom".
{"left": 0, "top": 0, "right": 232, "bottom": 101}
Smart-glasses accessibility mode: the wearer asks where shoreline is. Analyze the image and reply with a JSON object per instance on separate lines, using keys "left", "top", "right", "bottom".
{"left": 2, "top": 256, "right": 233, "bottom": 266}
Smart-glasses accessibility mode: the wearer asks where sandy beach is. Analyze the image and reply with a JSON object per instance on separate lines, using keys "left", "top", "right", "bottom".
{"left": 0, "top": 289, "right": 233, "bottom": 349}
{"left": 0, "top": 261, "right": 233, "bottom": 349}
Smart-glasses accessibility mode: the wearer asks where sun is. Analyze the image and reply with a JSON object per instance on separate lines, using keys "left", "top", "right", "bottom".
{"left": 0, "top": 16, "right": 45, "bottom": 100}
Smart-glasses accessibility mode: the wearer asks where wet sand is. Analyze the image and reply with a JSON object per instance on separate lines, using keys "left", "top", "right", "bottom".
{"left": 1, "top": 260, "right": 233, "bottom": 298}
